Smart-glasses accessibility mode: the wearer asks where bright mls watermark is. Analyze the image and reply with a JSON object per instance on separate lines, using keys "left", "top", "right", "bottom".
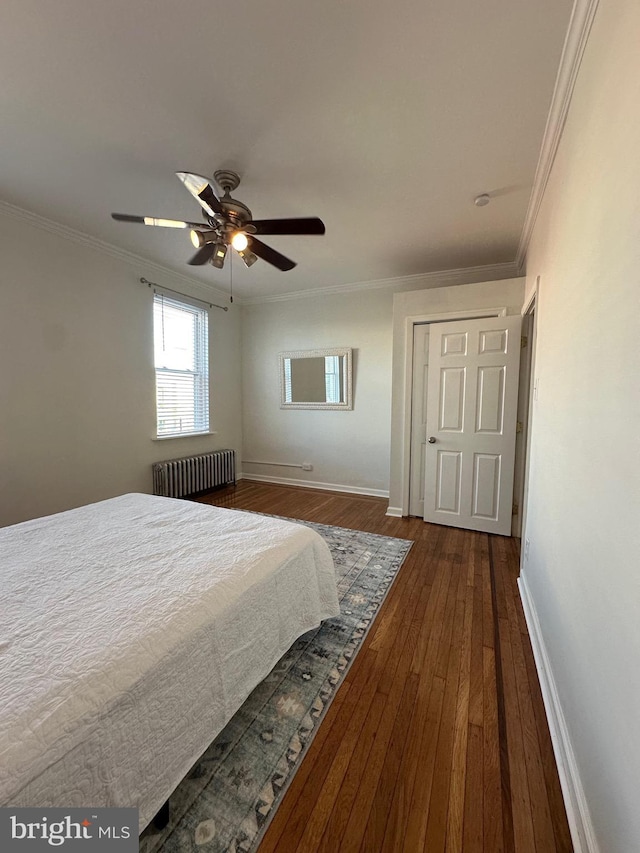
{"left": 0, "top": 809, "right": 137, "bottom": 851}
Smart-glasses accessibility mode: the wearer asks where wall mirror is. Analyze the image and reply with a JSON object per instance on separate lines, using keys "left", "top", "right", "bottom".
{"left": 279, "top": 348, "right": 353, "bottom": 410}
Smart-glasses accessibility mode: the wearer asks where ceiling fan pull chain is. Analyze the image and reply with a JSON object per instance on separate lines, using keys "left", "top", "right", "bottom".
{"left": 229, "top": 248, "right": 234, "bottom": 304}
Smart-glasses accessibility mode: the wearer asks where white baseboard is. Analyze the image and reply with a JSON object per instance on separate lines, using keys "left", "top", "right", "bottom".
{"left": 385, "top": 506, "right": 404, "bottom": 518}
{"left": 518, "top": 573, "right": 600, "bottom": 853}
{"left": 237, "top": 472, "right": 389, "bottom": 499}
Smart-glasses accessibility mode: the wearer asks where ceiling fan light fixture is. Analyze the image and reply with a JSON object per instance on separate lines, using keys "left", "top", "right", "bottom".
{"left": 231, "top": 231, "right": 248, "bottom": 251}
{"left": 210, "top": 241, "right": 228, "bottom": 269}
{"left": 190, "top": 229, "right": 204, "bottom": 248}
{"left": 237, "top": 248, "right": 258, "bottom": 268}
{"left": 191, "top": 228, "right": 219, "bottom": 248}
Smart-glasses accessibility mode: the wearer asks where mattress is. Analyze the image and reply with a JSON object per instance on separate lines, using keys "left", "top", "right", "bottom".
{"left": 0, "top": 493, "right": 339, "bottom": 830}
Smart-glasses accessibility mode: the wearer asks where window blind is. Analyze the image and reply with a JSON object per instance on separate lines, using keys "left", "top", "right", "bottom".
{"left": 324, "top": 355, "right": 342, "bottom": 404}
{"left": 283, "top": 358, "right": 292, "bottom": 403}
{"left": 153, "top": 293, "right": 209, "bottom": 436}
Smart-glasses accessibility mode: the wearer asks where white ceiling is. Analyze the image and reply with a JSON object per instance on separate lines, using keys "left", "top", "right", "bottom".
{"left": 0, "top": 0, "right": 573, "bottom": 299}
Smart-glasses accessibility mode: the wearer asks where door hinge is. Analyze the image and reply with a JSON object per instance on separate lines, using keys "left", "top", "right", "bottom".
{"left": 516, "top": 420, "right": 524, "bottom": 434}
{"left": 512, "top": 502, "right": 519, "bottom": 515}
{"left": 521, "top": 335, "right": 528, "bottom": 348}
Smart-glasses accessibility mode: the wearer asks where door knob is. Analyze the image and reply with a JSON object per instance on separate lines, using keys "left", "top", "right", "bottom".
{"left": 428, "top": 436, "right": 436, "bottom": 444}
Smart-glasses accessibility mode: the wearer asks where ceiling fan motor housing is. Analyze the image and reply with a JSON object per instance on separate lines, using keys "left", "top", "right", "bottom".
{"left": 198, "top": 171, "right": 251, "bottom": 229}
{"left": 217, "top": 196, "right": 252, "bottom": 228}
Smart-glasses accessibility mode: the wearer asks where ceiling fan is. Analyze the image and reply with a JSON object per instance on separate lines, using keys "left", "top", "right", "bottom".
{"left": 111, "top": 169, "right": 325, "bottom": 272}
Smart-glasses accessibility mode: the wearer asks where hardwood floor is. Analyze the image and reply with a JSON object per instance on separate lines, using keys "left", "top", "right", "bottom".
{"left": 198, "top": 481, "right": 573, "bottom": 853}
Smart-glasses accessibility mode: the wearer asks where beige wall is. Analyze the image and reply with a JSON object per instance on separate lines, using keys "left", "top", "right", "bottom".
{"left": 521, "top": 1, "right": 640, "bottom": 850}
{"left": 241, "top": 275, "right": 524, "bottom": 498}
{"left": 0, "top": 214, "right": 243, "bottom": 526}
{"left": 241, "top": 288, "right": 395, "bottom": 495}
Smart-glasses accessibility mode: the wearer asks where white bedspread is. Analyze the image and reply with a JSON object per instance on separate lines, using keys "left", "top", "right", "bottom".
{"left": 0, "top": 494, "right": 339, "bottom": 829}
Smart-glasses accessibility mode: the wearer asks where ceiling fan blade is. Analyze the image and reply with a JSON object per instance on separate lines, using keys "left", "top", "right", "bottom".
{"left": 112, "top": 213, "right": 205, "bottom": 229}
{"left": 175, "top": 172, "right": 224, "bottom": 217}
{"left": 250, "top": 217, "right": 325, "bottom": 236}
{"left": 248, "top": 237, "right": 296, "bottom": 271}
{"left": 187, "top": 244, "right": 216, "bottom": 266}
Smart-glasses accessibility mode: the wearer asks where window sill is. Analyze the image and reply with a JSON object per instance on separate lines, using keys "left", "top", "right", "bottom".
{"left": 152, "top": 431, "right": 218, "bottom": 441}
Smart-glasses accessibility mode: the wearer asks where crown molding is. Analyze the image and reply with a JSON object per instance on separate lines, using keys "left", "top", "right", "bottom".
{"left": 515, "top": 0, "right": 600, "bottom": 271}
{"left": 241, "top": 260, "right": 521, "bottom": 305}
{"left": 0, "top": 199, "right": 233, "bottom": 304}
{"left": 0, "top": 199, "right": 521, "bottom": 307}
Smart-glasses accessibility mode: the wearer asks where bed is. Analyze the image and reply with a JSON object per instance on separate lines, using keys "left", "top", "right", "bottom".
{"left": 0, "top": 493, "right": 339, "bottom": 830}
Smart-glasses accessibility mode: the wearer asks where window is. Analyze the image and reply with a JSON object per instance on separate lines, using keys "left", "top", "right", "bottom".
{"left": 153, "top": 292, "right": 209, "bottom": 437}
{"left": 324, "top": 356, "right": 342, "bottom": 404}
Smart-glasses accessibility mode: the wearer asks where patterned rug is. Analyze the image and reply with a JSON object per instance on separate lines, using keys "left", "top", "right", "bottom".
{"left": 140, "top": 519, "right": 412, "bottom": 853}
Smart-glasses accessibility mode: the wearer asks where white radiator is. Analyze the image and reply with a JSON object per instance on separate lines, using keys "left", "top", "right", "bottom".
{"left": 152, "top": 449, "right": 236, "bottom": 498}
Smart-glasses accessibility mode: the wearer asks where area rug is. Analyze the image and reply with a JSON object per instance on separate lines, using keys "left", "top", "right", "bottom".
{"left": 140, "top": 519, "right": 413, "bottom": 853}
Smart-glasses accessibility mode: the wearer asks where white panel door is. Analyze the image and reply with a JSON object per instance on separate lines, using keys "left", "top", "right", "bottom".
{"left": 423, "top": 315, "right": 522, "bottom": 535}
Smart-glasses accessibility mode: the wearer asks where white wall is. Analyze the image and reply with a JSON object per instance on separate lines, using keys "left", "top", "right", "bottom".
{"left": 388, "top": 278, "right": 525, "bottom": 512}
{"left": 241, "top": 275, "right": 524, "bottom": 499}
{"left": 0, "top": 212, "right": 243, "bottom": 527}
{"left": 521, "top": 1, "right": 640, "bottom": 850}
{"left": 241, "top": 289, "right": 395, "bottom": 495}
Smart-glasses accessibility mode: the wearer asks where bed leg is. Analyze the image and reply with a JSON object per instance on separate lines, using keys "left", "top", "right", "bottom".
{"left": 153, "top": 800, "right": 170, "bottom": 831}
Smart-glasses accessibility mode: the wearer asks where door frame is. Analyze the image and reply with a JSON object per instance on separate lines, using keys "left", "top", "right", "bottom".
{"left": 519, "top": 281, "right": 539, "bottom": 560}
{"left": 401, "top": 306, "right": 508, "bottom": 517}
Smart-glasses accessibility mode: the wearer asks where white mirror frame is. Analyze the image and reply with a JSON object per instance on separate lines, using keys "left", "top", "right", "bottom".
{"left": 279, "top": 347, "right": 353, "bottom": 410}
